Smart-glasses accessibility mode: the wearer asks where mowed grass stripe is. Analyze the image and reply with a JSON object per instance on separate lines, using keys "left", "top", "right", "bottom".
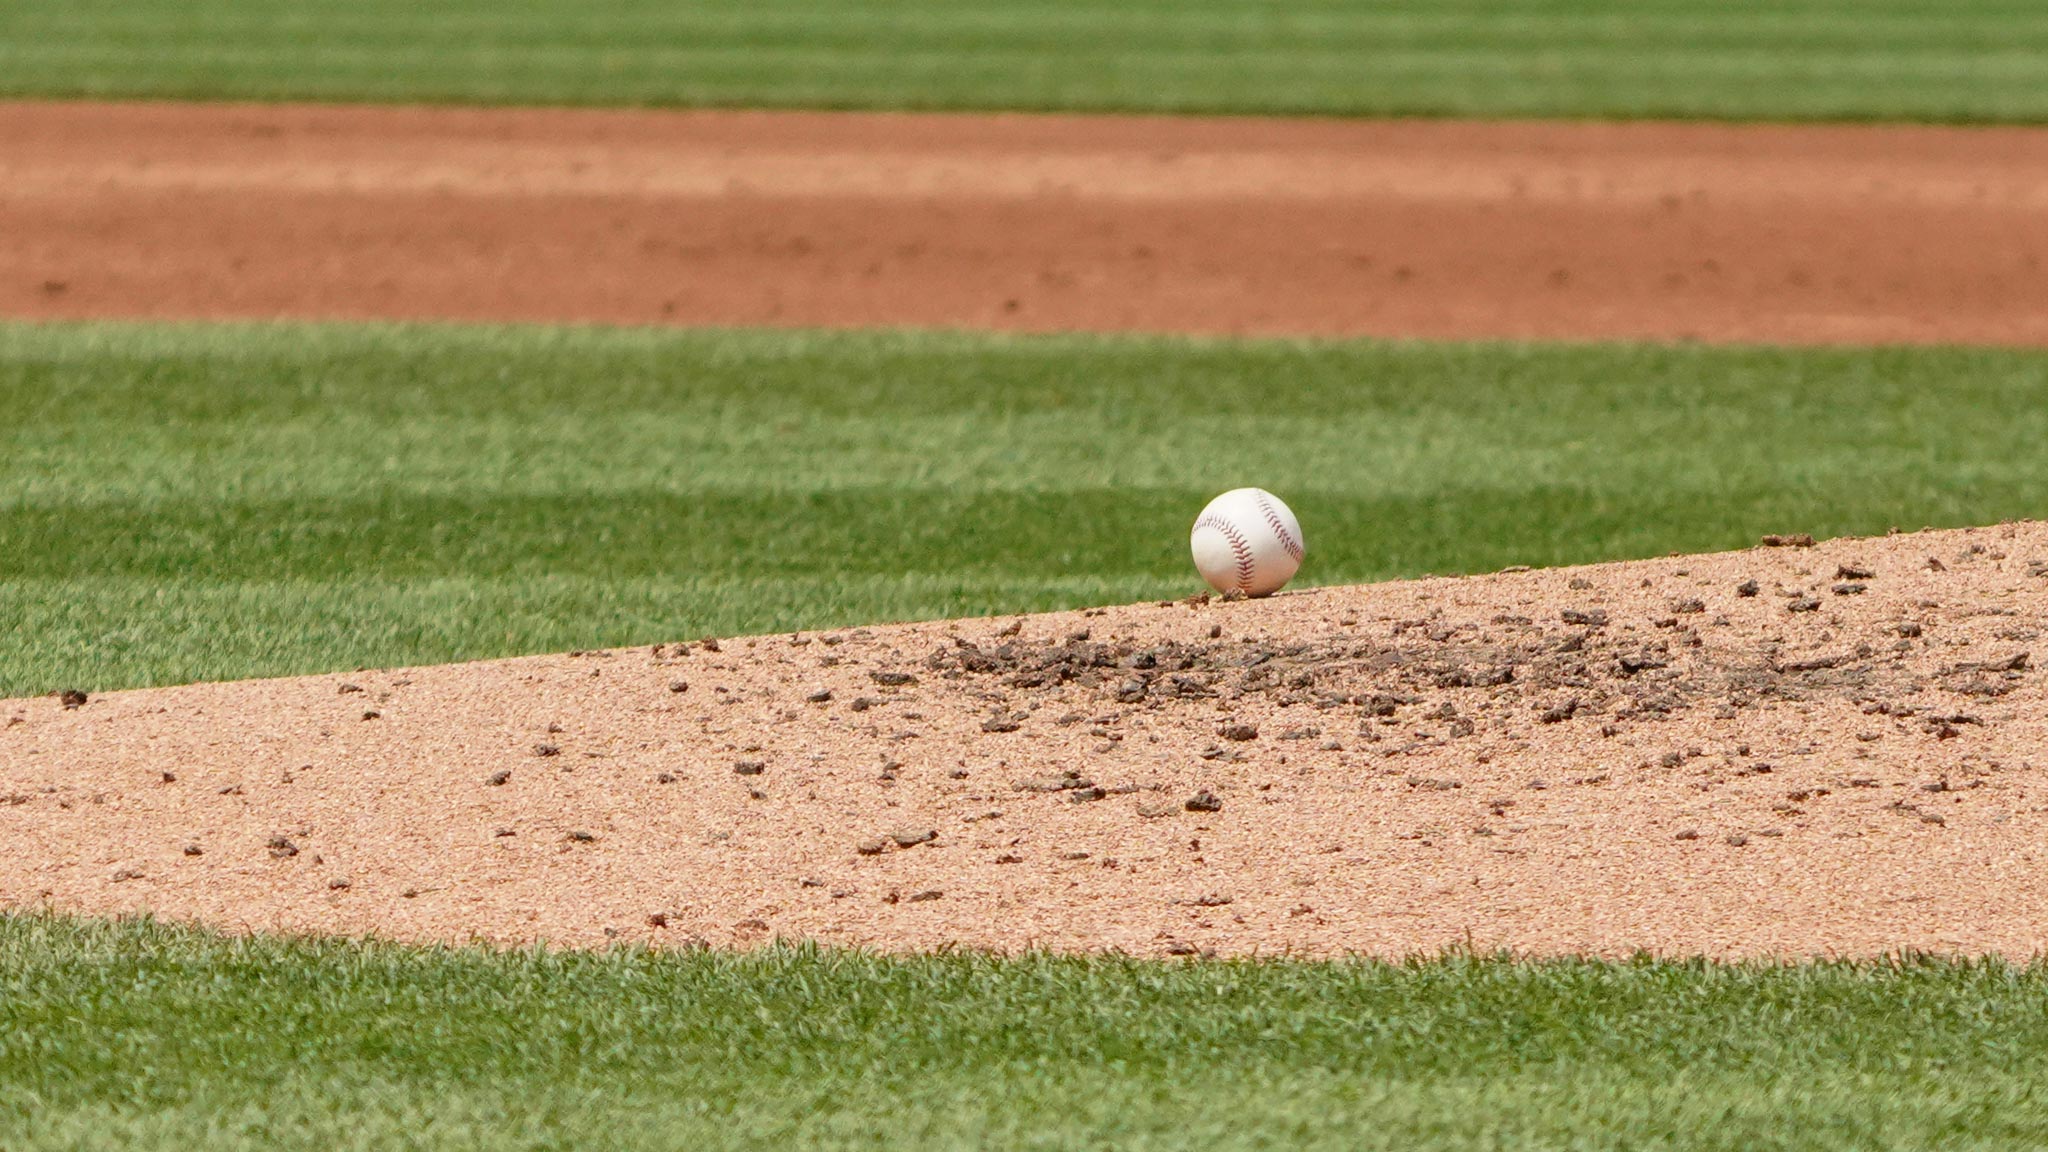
{"left": 7, "top": 320, "right": 2048, "bottom": 696}
{"left": 4, "top": 0, "right": 2048, "bottom": 121}
{"left": 2, "top": 915, "right": 2046, "bottom": 1150}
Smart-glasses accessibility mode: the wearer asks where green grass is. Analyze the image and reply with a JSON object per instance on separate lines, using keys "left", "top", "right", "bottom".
{"left": 5, "top": 0, "right": 2048, "bottom": 122}
{"left": 8, "top": 319, "right": 2048, "bottom": 696}
{"left": 0, "top": 915, "right": 2043, "bottom": 1150}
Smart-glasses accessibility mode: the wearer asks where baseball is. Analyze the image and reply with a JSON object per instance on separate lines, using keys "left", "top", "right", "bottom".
{"left": 1189, "top": 487, "right": 1305, "bottom": 597}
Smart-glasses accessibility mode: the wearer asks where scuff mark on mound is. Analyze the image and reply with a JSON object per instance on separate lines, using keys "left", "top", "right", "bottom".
{"left": 921, "top": 610, "right": 1950, "bottom": 735}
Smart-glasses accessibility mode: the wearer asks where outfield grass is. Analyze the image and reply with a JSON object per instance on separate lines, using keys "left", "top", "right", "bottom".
{"left": 4, "top": 0, "right": 2048, "bottom": 123}
{"left": 0, "top": 915, "right": 2040, "bottom": 1151}
{"left": 7, "top": 320, "right": 2048, "bottom": 696}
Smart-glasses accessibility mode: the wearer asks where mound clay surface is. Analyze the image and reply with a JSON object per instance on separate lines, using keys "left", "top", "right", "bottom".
{"left": 7, "top": 523, "right": 2048, "bottom": 959}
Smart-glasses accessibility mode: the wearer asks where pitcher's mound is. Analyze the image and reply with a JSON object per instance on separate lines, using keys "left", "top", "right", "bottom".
{"left": 7, "top": 524, "right": 2048, "bottom": 959}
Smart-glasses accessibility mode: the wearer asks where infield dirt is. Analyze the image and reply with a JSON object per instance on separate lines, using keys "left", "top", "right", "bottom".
{"left": 6, "top": 101, "right": 2048, "bottom": 345}
{"left": 8, "top": 524, "right": 2048, "bottom": 959}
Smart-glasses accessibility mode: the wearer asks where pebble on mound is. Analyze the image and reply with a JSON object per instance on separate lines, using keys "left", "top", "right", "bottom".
{"left": 5, "top": 524, "right": 2048, "bottom": 960}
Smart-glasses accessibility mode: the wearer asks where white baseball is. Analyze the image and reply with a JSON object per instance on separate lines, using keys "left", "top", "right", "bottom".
{"left": 1189, "top": 488, "right": 1305, "bottom": 597}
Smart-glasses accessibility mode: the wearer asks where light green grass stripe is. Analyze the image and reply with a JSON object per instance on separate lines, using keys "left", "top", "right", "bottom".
{"left": 3, "top": 0, "right": 2048, "bottom": 122}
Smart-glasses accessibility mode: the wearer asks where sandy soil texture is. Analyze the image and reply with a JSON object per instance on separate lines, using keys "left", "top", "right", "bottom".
{"left": 6, "top": 101, "right": 2048, "bottom": 345}
{"left": 7, "top": 523, "right": 2048, "bottom": 959}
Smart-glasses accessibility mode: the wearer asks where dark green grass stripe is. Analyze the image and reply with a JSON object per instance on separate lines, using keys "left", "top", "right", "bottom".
{"left": 4, "top": 0, "right": 2048, "bottom": 122}
{"left": 7, "top": 481, "right": 2045, "bottom": 583}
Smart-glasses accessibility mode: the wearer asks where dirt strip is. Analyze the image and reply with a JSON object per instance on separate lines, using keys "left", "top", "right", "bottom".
{"left": 4, "top": 101, "right": 2048, "bottom": 344}
{"left": 7, "top": 523, "right": 2048, "bottom": 959}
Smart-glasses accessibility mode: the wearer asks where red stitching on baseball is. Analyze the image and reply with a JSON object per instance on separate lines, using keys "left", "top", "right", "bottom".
{"left": 1253, "top": 492, "right": 1303, "bottom": 563}
{"left": 1194, "top": 513, "right": 1256, "bottom": 591}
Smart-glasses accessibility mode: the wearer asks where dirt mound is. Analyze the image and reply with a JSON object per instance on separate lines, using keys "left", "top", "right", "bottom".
{"left": 7, "top": 101, "right": 2048, "bottom": 345}
{"left": 6, "top": 523, "right": 2048, "bottom": 958}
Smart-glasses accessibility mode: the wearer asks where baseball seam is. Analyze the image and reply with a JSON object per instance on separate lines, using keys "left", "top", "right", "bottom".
{"left": 1253, "top": 491, "right": 1304, "bottom": 563}
{"left": 1194, "top": 514, "right": 1257, "bottom": 591}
